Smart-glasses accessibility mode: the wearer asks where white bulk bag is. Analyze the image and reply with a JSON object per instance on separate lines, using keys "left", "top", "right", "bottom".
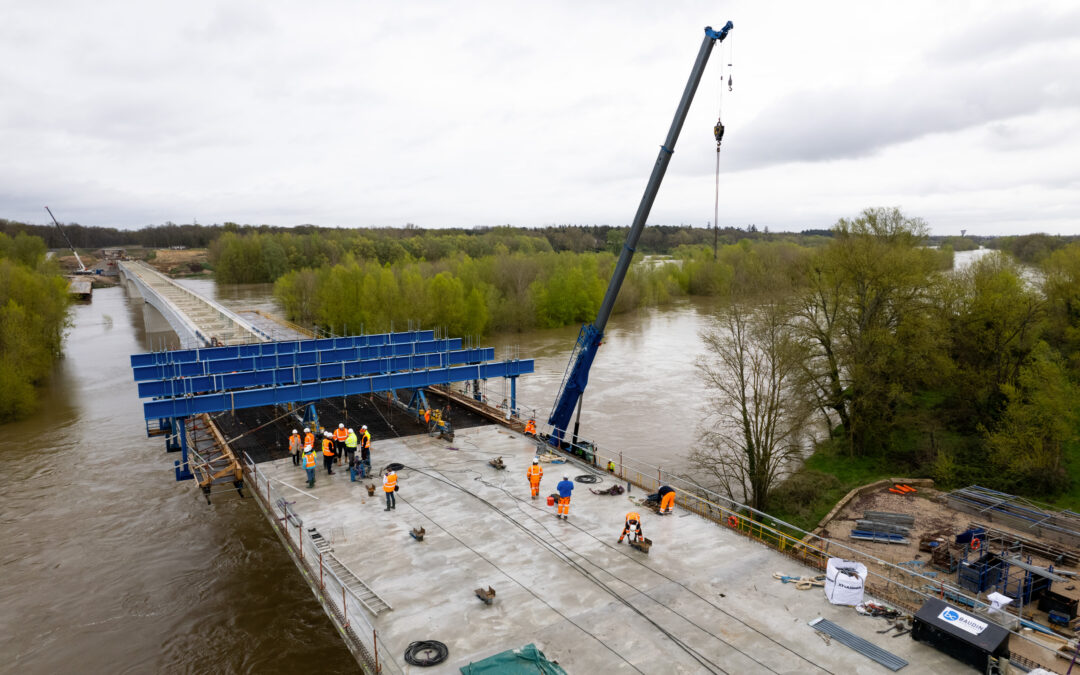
{"left": 824, "top": 558, "right": 867, "bottom": 605}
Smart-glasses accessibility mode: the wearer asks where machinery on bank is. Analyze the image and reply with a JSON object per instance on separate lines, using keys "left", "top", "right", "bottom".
{"left": 45, "top": 206, "right": 93, "bottom": 275}
{"left": 547, "top": 23, "right": 734, "bottom": 448}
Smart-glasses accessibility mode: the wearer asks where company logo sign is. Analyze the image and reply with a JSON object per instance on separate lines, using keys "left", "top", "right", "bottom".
{"left": 938, "top": 608, "right": 987, "bottom": 636}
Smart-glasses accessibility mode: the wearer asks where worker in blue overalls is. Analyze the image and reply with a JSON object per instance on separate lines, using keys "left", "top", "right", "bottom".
{"left": 556, "top": 475, "right": 574, "bottom": 520}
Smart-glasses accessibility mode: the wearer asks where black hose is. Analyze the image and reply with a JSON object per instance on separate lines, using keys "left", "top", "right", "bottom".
{"left": 575, "top": 474, "right": 600, "bottom": 484}
{"left": 404, "top": 640, "right": 449, "bottom": 666}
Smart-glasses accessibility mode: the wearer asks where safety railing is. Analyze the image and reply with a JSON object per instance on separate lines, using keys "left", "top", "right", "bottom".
{"left": 242, "top": 452, "right": 404, "bottom": 675}
{"left": 512, "top": 407, "right": 1061, "bottom": 671}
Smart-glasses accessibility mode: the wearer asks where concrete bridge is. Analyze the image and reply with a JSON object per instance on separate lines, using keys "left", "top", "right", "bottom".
{"left": 119, "top": 260, "right": 272, "bottom": 347}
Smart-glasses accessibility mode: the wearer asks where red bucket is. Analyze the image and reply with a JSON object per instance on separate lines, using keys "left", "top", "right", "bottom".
{"left": 546, "top": 495, "right": 555, "bottom": 507}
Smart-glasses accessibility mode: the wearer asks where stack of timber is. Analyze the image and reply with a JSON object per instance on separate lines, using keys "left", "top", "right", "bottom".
{"left": 850, "top": 511, "right": 913, "bottom": 545}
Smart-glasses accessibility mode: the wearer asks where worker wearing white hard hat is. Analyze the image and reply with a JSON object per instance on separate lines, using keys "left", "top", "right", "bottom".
{"left": 527, "top": 456, "right": 543, "bottom": 499}
{"left": 288, "top": 428, "right": 303, "bottom": 466}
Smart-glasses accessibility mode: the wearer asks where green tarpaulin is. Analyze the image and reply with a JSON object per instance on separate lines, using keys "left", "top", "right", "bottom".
{"left": 459, "top": 643, "right": 568, "bottom": 674}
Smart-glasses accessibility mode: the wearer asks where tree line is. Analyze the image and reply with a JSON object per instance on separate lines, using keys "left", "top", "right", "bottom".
{"left": 692, "top": 207, "right": 1080, "bottom": 517}
{"left": 271, "top": 240, "right": 818, "bottom": 337}
{"left": 0, "top": 233, "right": 71, "bottom": 422}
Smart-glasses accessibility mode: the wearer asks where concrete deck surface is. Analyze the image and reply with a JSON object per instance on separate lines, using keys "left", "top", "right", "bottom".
{"left": 260, "top": 425, "right": 962, "bottom": 674}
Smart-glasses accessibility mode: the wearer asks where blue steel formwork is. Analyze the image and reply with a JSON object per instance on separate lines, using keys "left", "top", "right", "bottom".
{"left": 131, "top": 331, "right": 533, "bottom": 482}
{"left": 130, "top": 330, "right": 436, "bottom": 368}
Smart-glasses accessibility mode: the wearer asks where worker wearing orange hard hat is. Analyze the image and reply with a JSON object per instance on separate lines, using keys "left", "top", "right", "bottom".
{"left": 619, "top": 512, "right": 644, "bottom": 544}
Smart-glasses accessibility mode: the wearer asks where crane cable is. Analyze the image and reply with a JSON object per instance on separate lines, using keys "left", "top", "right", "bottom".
{"left": 712, "top": 36, "right": 731, "bottom": 259}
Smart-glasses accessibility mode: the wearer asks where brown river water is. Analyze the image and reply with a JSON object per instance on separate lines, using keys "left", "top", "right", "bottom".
{"left": 1, "top": 279, "right": 722, "bottom": 673}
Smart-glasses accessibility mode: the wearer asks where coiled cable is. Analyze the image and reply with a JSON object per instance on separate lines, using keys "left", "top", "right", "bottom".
{"left": 404, "top": 640, "right": 448, "bottom": 667}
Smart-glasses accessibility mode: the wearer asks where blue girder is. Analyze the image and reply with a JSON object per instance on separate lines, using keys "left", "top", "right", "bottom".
{"left": 129, "top": 330, "right": 436, "bottom": 368}
{"left": 137, "top": 347, "right": 494, "bottom": 398}
{"left": 132, "top": 339, "right": 462, "bottom": 381}
{"left": 141, "top": 359, "right": 533, "bottom": 420}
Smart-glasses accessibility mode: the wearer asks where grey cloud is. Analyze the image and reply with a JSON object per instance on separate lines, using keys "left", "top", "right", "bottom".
{"left": 928, "top": 7, "right": 1080, "bottom": 64}
{"left": 707, "top": 51, "right": 1079, "bottom": 172}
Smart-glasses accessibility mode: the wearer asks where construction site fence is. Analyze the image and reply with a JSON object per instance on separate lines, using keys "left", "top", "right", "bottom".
{"left": 242, "top": 452, "right": 404, "bottom": 675}
{"left": 520, "top": 415, "right": 1062, "bottom": 670}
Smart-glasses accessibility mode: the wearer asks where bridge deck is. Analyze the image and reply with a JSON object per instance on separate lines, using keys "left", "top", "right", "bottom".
{"left": 120, "top": 260, "right": 265, "bottom": 346}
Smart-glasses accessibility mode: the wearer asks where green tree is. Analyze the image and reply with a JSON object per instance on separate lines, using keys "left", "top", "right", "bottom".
{"left": 983, "top": 343, "right": 1076, "bottom": 494}
{"left": 0, "top": 234, "right": 71, "bottom": 422}
{"left": 691, "top": 301, "right": 813, "bottom": 511}
{"left": 797, "top": 207, "right": 943, "bottom": 455}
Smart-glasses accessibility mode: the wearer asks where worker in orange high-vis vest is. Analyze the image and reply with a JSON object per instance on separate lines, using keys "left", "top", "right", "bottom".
{"left": 288, "top": 429, "right": 302, "bottom": 466}
{"left": 303, "top": 427, "right": 315, "bottom": 452}
{"left": 333, "top": 423, "right": 348, "bottom": 464}
{"left": 526, "top": 457, "right": 543, "bottom": 499}
{"left": 302, "top": 445, "right": 317, "bottom": 487}
{"left": 383, "top": 468, "right": 397, "bottom": 511}
{"left": 619, "top": 512, "right": 644, "bottom": 544}
{"left": 321, "top": 433, "right": 336, "bottom": 475}
{"left": 658, "top": 485, "right": 676, "bottom": 514}
{"left": 524, "top": 419, "right": 537, "bottom": 435}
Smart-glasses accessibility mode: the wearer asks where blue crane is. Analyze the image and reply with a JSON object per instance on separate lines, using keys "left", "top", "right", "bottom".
{"left": 547, "top": 23, "right": 733, "bottom": 448}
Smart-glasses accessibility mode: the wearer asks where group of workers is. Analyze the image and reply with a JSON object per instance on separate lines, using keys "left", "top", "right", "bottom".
{"left": 287, "top": 423, "right": 398, "bottom": 511}
{"left": 288, "top": 423, "right": 372, "bottom": 489}
{"left": 525, "top": 456, "right": 675, "bottom": 538}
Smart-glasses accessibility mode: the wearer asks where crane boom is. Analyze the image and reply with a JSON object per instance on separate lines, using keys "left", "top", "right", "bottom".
{"left": 45, "top": 206, "right": 87, "bottom": 272}
{"left": 547, "top": 23, "right": 733, "bottom": 446}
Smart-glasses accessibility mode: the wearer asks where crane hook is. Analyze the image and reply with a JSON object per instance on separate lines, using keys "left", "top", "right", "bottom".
{"left": 714, "top": 119, "right": 725, "bottom": 149}
{"left": 727, "top": 74, "right": 733, "bottom": 92}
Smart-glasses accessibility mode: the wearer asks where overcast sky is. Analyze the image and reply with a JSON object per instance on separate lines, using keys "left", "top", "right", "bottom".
{"left": 3, "top": 1, "right": 1078, "bottom": 235}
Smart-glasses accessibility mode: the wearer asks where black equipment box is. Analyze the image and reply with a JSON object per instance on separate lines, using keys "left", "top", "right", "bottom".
{"left": 912, "top": 598, "right": 1010, "bottom": 672}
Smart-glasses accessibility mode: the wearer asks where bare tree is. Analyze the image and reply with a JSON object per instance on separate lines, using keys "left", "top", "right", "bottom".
{"left": 691, "top": 301, "right": 813, "bottom": 511}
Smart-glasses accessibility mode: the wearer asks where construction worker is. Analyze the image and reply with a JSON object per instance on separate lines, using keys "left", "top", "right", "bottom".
{"left": 658, "top": 485, "right": 676, "bottom": 515}
{"left": 524, "top": 418, "right": 537, "bottom": 435}
{"left": 288, "top": 429, "right": 302, "bottom": 466}
{"left": 619, "top": 512, "right": 644, "bottom": 544}
{"left": 344, "top": 427, "right": 358, "bottom": 466}
{"left": 383, "top": 467, "right": 397, "bottom": 511}
{"left": 526, "top": 457, "right": 543, "bottom": 499}
{"left": 302, "top": 444, "right": 317, "bottom": 488}
{"left": 321, "top": 432, "right": 336, "bottom": 475}
{"left": 359, "top": 425, "right": 371, "bottom": 477}
{"left": 303, "top": 427, "right": 315, "bottom": 452}
{"left": 606, "top": 459, "right": 616, "bottom": 473}
{"left": 424, "top": 408, "right": 431, "bottom": 426}
{"left": 333, "top": 423, "right": 349, "bottom": 464}
{"left": 556, "top": 475, "right": 574, "bottom": 520}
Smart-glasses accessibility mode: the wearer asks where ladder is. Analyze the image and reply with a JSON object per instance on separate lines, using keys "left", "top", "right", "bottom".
{"left": 308, "top": 528, "right": 392, "bottom": 615}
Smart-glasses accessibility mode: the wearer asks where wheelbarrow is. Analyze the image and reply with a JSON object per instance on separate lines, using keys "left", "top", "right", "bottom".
{"left": 474, "top": 586, "right": 496, "bottom": 605}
